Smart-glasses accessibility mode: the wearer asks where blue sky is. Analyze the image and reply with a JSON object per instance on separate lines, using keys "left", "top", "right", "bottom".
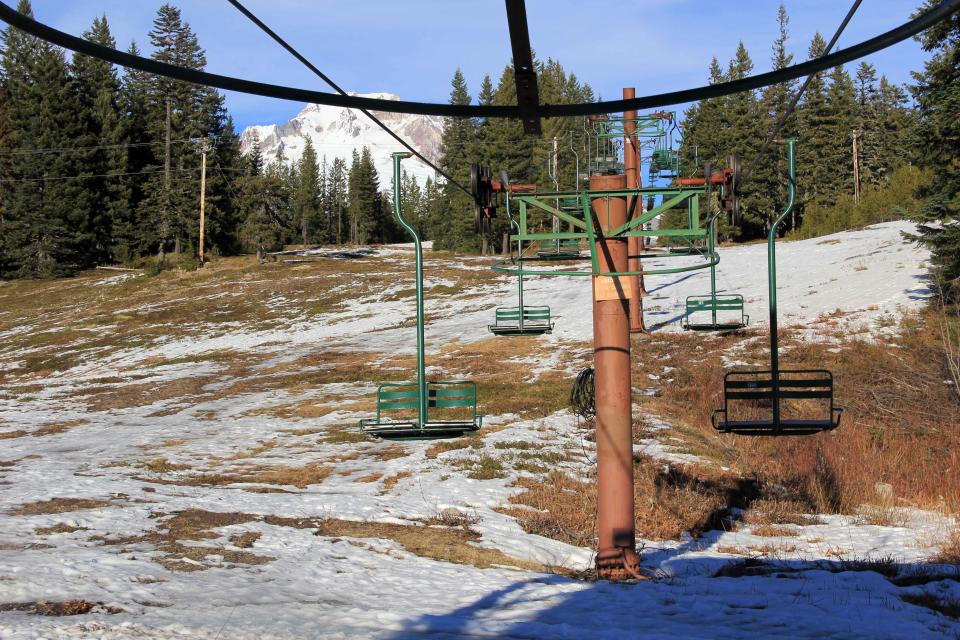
{"left": 36, "top": 1, "right": 929, "bottom": 131}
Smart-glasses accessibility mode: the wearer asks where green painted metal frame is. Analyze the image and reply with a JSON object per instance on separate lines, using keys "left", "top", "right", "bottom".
{"left": 488, "top": 190, "right": 554, "bottom": 336}
{"left": 491, "top": 185, "right": 718, "bottom": 278}
{"left": 681, "top": 216, "right": 749, "bottom": 332}
{"left": 360, "top": 152, "right": 481, "bottom": 438}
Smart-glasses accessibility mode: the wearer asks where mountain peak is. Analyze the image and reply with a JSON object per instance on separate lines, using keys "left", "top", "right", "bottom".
{"left": 241, "top": 93, "right": 443, "bottom": 185}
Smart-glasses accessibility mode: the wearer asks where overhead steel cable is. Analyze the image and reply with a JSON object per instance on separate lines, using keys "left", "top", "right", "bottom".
{"left": 225, "top": 0, "right": 472, "bottom": 198}
{"left": 1, "top": 0, "right": 956, "bottom": 118}
{"left": 743, "top": 0, "right": 863, "bottom": 183}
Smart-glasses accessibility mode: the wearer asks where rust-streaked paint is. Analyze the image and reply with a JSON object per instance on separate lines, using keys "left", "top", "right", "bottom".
{"left": 590, "top": 173, "right": 641, "bottom": 580}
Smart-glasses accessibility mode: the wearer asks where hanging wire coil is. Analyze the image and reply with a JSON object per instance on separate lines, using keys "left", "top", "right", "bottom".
{"left": 570, "top": 368, "right": 596, "bottom": 419}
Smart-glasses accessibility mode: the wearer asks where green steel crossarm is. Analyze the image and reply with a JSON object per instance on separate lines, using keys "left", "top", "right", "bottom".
{"left": 608, "top": 191, "right": 696, "bottom": 236}
{"left": 491, "top": 252, "right": 718, "bottom": 278}
{"left": 515, "top": 196, "right": 587, "bottom": 230}
{"left": 510, "top": 187, "right": 703, "bottom": 199}
{"left": 511, "top": 228, "right": 708, "bottom": 241}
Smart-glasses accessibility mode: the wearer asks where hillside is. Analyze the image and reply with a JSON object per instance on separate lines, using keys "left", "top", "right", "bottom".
{"left": 0, "top": 222, "right": 958, "bottom": 639}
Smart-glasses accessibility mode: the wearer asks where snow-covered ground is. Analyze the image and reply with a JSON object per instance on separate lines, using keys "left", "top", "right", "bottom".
{"left": 0, "top": 222, "right": 956, "bottom": 639}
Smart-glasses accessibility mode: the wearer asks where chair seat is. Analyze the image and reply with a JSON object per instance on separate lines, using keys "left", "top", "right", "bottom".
{"left": 713, "top": 418, "right": 839, "bottom": 436}
{"left": 360, "top": 419, "right": 480, "bottom": 440}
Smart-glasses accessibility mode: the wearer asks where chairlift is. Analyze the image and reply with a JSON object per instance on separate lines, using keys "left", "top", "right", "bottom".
{"left": 712, "top": 140, "right": 842, "bottom": 435}
{"left": 485, "top": 169, "right": 555, "bottom": 336}
{"left": 360, "top": 153, "right": 482, "bottom": 439}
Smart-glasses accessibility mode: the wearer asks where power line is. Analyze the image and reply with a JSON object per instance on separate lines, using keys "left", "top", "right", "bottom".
{"left": 0, "top": 137, "right": 204, "bottom": 156}
{"left": 0, "top": 166, "right": 199, "bottom": 183}
{"left": 224, "top": 0, "right": 472, "bottom": 198}
{"left": 1, "top": 1, "right": 953, "bottom": 119}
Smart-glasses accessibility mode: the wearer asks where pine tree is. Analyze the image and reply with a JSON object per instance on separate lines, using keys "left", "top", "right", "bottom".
{"left": 328, "top": 157, "right": 347, "bottom": 244}
{"left": 2, "top": 0, "right": 86, "bottom": 276}
{"left": 292, "top": 137, "right": 321, "bottom": 244}
{"left": 433, "top": 68, "right": 478, "bottom": 252}
{"left": 909, "top": 1, "right": 960, "bottom": 297}
{"left": 117, "top": 40, "right": 153, "bottom": 260}
{"left": 823, "top": 63, "right": 857, "bottom": 203}
{"left": 754, "top": 4, "right": 798, "bottom": 233}
{"left": 142, "top": 4, "right": 236, "bottom": 261}
{"left": 70, "top": 15, "right": 128, "bottom": 266}
{"left": 873, "top": 75, "right": 913, "bottom": 181}
{"left": 797, "top": 33, "right": 833, "bottom": 213}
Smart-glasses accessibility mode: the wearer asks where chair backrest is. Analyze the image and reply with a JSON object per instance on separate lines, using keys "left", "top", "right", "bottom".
{"left": 495, "top": 306, "right": 551, "bottom": 323}
{"left": 687, "top": 294, "right": 744, "bottom": 312}
{"left": 723, "top": 370, "right": 834, "bottom": 402}
{"left": 376, "top": 381, "right": 477, "bottom": 420}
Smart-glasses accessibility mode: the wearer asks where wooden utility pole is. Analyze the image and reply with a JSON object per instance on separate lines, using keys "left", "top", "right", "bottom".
{"left": 198, "top": 137, "right": 211, "bottom": 266}
{"left": 852, "top": 129, "right": 862, "bottom": 204}
{"left": 159, "top": 96, "right": 172, "bottom": 261}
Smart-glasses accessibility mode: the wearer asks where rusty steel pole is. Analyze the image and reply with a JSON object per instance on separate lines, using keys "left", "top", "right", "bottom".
{"left": 623, "top": 88, "right": 646, "bottom": 333}
{"left": 591, "top": 173, "right": 641, "bottom": 580}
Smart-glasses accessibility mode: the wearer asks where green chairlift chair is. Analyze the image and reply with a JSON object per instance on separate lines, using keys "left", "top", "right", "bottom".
{"left": 360, "top": 153, "right": 482, "bottom": 440}
{"left": 712, "top": 140, "right": 842, "bottom": 436}
{"left": 682, "top": 218, "right": 749, "bottom": 332}
{"left": 488, "top": 177, "right": 555, "bottom": 337}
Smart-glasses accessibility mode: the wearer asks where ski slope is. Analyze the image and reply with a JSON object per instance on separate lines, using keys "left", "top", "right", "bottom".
{"left": 0, "top": 221, "right": 956, "bottom": 639}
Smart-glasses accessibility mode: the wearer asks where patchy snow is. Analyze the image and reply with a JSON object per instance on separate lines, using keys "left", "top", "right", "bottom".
{"left": 0, "top": 221, "right": 955, "bottom": 638}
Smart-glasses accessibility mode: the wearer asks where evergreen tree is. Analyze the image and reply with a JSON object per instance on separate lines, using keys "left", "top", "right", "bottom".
{"left": 142, "top": 4, "right": 236, "bottom": 261}
{"left": 2, "top": 0, "right": 86, "bottom": 276}
{"left": 754, "top": 4, "right": 798, "bottom": 233}
{"left": 70, "top": 15, "right": 128, "bottom": 266}
{"left": 823, "top": 63, "right": 858, "bottom": 203}
{"left": 797, "top": 33, "right": 833, "bottom": 213}
{"left": 433, "top": 68, "right": 478, "bottom": 252}
{"left": 328, "top": 157, "right": 347, "bottom": 244}
{"left": 117, "top": 40, "right": 153, "bottom": 260}
{"left": 909, "top": 0, "right": 960, "bottom": 298}
{"left": 292, "top": 137, "right": 321, "bottom": 244}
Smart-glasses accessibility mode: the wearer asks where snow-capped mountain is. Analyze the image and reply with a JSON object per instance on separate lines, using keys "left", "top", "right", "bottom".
{"left": 239, "top": 93, "right": 444, "bottom": 186}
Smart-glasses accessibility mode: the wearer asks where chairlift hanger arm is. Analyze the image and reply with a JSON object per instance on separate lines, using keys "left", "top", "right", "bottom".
{"left": 1, "top": 0, "right": 956, "bottom": 118}
{"left": 504, "top": 0, "right": 541, "bottom": 135}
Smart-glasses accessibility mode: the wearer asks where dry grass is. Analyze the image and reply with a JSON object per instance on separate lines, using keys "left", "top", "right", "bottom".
{"left": 32, "top": 419, "right": 89, "bottom": 437}
{"left": 425, "top": 437, "right": 477, "bottom": 459}
{"left": 230, "top": 532, "right": 261, "bottom": 548}
{"left": 314, "top": 518, "right": 543, "bottom": 571}
{"left": 0, "top": 600, "right": 123, "bottom": 616}
{"left": 631, "top": 310, "right": 960, "bottom": 515}
{"left": 93, "top": 509, "right": 274, "bottom": 572}
{"left": 141, "top": 458, "right": 191, "bottom": 473}
{"left": 353, "top": 472, "right": 383, "bottom": 483}
{"left": 186, "top": 462, "right": 332, "bottom": 489}
{"left": 380, "top": 470, "right": 413, "bottom": 494}
{"left": 0, "top": 430, "right": 27, "bottom": 439}
{"left": 11, "top": 497, "right": 114, "bottom": 516}
{"left": 744, "top": 524, "right": 800, "bottom": 537}
{"left": 371, "top": 445, "right": 409, "bottom": 461}
{"left": 34, "top": 523, "right": 88, "bottom": 535}
{"left": 901, "top": 593, "right": 960, "bottom": 619}
{"left": 934, "top": 527, "right": 960, "bottom": 565}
